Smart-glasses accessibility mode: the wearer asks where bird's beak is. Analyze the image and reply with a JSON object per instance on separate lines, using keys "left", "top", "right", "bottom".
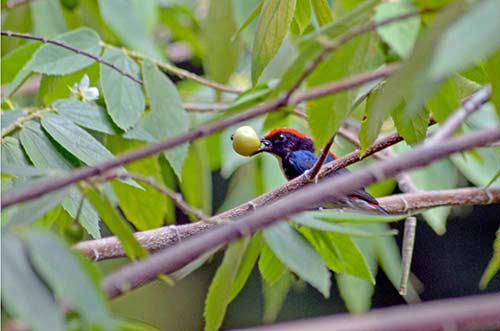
{"left": 252, "top": 138, "right": 271, "bottom": 155}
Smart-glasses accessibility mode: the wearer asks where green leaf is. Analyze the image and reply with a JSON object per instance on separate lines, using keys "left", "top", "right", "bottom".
{"left": 86, "top": 186, "right": 148, "bottom": 260}
{"left": 141, "top": 60, "right": 190, "bottom": 178}
{"left": 53, "top": 99, "right": 117, "bottom": 134}
{"left": 30, "top": 0, "right": 67, "bottom": 37}
{"left": 293, "top": 213, "right": 397, "bottom": 237}
{"left": 108, "top": 136, "right": 167, "bottom": 230}
{"left": 371, "top": 223, "right": 420, "bottom": 302}
{"left": 307, "top": 33, "right": 384, "bottom": 149}
{"left": 1, "top": 234, "right": 65, "bottom": 331}
{"left": 40, "top": 113, "right": 116, "bottom": 166}
{"left": 300, "top": 227, "right": 374, "bottom": 282}
{"left": 229, "top": 234, "right": 264, "bottom": 301}
{"left": 262, "top": 272, "right": 292, "bottom": 323}
{"left": 295, "top": 0, "right": 311, "bottom": 33}
{"left": 203, "top": 0, "right": 240, "bottom": 84}
{"left": 359, "top": 2, "right": 470, "bottom": 151}
{"left": 252, "top": 0, "right": 297, "bottom": 84}
{"left": 480, "top": 227, "right": 500, "bottom": 289}
{"left": 374, "top": 1, "right": 421, "bottom": 58}
{"left": 19, "top": 121, "right": 101, "bottom": 238}
{"left": 26, "top": 229, "right": 117, "bottom": 330}
{"left": 31, "top": 28, "right": 101, "bottom": 75}
{"left": 259, "top": 241, "right": 287, "bottom": 285}
{"left": 1, "top": 137, "right": 30, "bottom": 166}
{"left": 485, "top": 51, "right": 500, "bottom": 119}
{"left": 263, "top": 222, "right": 331, "bottom": 297}
{"left": 1, "top": 42, "right": 40, "bottom": 85}
{"left": 429, "top": 0, "right": 500, "bottom": 81}
{"left": 232, "top": 2, "right": 263, "bottom": 42}
{"left": 395, "top": 142, "right": 458, "bottom": 234}
{"left": 181, "top": 139, "right": 212, "bottom": 217}
{"left": 392, "top": 104, "right": 429, "bottom": 145}
{"left": 311, "top": 0, "right": 333, "bottom": 26}
{"left": 98, "top": 0, "right": 161, "bottom": 58}
{"left": 204, "top": 238, "right": 249, "bottom": 331}
{"left": 100, "top": 47, "right": 145, "bottom": 130}
{"left": 335, "top": 238, "right": 376, "bottom": 313}
{"left": 1, "top": 163, "right": 54, "bottom": 177}
{"left": 314, "top": 210, "right": 407, "bottom": 223}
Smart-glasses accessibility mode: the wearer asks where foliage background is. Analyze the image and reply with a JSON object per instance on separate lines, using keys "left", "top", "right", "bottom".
{"left": 1, "top": 0, "right": 500, "bottom": 330}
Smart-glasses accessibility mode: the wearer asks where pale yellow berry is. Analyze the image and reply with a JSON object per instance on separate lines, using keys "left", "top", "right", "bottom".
{"left": 232, "top": 126, "right": 261, "bottom": 156}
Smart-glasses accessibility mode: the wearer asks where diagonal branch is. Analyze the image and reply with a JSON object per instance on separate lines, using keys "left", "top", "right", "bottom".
{"left": 103, "top": 128, "right": 500, "bottom": 298}
{"left": 2, "top": 65, "right": 398, "bottom": 208}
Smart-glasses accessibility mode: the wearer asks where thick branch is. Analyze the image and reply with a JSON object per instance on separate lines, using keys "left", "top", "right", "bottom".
{"left": 231, "top": 292, "right": 500, "bottom": 331}
{"left": 2, "top": 65, "right": 397, "bottom": 208}
{"left": 74, "top": 187, "right": 500, "bottom": 261}
{"left": 103, "top": 129, "right": 500, "bottom": 298}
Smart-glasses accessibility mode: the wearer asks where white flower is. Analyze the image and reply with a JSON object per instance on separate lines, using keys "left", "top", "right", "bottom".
{"left": 71, "top": 74, "right": 100, "bottom": 102}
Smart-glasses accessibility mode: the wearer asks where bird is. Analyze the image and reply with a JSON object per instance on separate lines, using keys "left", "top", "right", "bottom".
{"left": 253, "top": 127, "right": 389, "bottom": 214}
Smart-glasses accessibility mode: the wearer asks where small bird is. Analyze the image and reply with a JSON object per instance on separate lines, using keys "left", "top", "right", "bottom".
{"left": 253, "top": 127, "right": 389, "bottom": 214}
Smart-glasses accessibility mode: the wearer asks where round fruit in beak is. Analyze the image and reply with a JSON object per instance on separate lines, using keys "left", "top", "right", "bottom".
{"left": 231, "top": 126, "right": 261, "bottom": 156}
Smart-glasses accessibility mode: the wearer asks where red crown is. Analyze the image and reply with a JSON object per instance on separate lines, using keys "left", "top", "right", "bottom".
{"left": 264, "top": 127, "right": 307, "bottom": 139}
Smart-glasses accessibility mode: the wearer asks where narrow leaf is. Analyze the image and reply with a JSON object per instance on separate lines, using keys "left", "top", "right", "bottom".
{"left": 480, "top": 227, "right": 500, "bottom": 289}
{"left": 311, "top": 0, "right": 333, "bottom": 26}
{"left": 53, "top": 99, "right": 117, "bottom": 134}
{"left": 262, "top": 272, "right": 292, "bottom": 323}
{"left": 252, "top": 0, "right": 297, "bottom": 84}
{"left": 264, "top": 222, "right": 331, "bottom": 297}
{"left": 259, "top": 241, "right": 287, "bottom": 285}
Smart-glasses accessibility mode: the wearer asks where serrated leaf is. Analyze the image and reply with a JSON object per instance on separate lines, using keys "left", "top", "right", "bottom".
{"left": 85, "top": 186, "right": 148, "bottom": 260}
{"left": 26, "top": 229, "right": 117, "bottom": 330}
{"left": 300, "top": 227, "right": 374, "bottom": 282}
{"left": 252, "top": 0, "right": 297, "bottom": 84}
{"left": 263, "top": 222, "right": 331, "bottom": 297}
{"left": 259, "top": 241, "right": 287, "bottom": 285}
{"left": 31, "top": 28, "right": 101, "bottom": 75}
{"left": 229, "top": 234, "right": 264, "bottom": 302}
{"left": 40, "top": 113, "right": 115, "bottom": 165}
{"left": 53, "top": 99, "right": 117, "bottom": 134}
{"left": 203, "top": 0, "right": 240, "bottom": 84}
{"left": 98, "top": 0, "right": 161, "bottom": 58}
{"left": 204, "top": 238, "right": 249, "bottom": 331}
{"left": 100, "top": 47, "right": 145, "bottom": 130}
{"left": 1, "top": 234, "right": 66, "bottom": 331}
{"left": 141, "top": 60, "right": 189, "bottom": 178}
{"left": 311, "top": 0, "right": 333, "bottom": 26}
{"left": 262, "top": 272, "right": 292, "bottom": 323}
{"left": 374, "top": 1, "right": 421, "bottom": 58}
{"left": 480, "top": 227, "right": 500, "bottom": 289}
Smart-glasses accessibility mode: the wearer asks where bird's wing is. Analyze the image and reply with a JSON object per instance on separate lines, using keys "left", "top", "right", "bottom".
{"left": 289, "top": 150, "right": 318, "bottom": 173}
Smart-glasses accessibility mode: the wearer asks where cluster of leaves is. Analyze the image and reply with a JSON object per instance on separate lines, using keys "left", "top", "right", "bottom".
{"left": 1, "top": 0, "right": 500, "bottom": 331}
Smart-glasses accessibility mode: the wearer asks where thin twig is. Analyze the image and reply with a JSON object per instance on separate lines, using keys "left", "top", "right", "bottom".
{"left": 306, "top": 135, "right": 335, "bottom": 181}
{"left": 0, "top": 108, "right": 52, "bottom": 142}
{"left": 2, "top": 65, "right": 398, "bottom": 208}
{"left": 0, "top": 31, "right": 143, "bottom": 85}
{"left": 119, "top": 46, "right": 244, "bottom": 94}
{"left": 111, "top": 172, "right": 211, "bottom": 221}
{"left": 231, "top": 292, "right": 500, "bottom": 331}
{"left": 74, "top": 187, "right": 500, "bottom": 262}
{"left": 103, "top": 128, "right": 500, "bottom": 298}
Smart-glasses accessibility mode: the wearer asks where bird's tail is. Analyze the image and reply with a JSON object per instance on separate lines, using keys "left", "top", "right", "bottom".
{"left": 343, "top": 196, "right": 390, "bottom": 215}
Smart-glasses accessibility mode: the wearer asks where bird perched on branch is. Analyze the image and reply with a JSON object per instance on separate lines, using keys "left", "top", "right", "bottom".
{"left": 253, "top": 127, "right": 389, "bottom": 214}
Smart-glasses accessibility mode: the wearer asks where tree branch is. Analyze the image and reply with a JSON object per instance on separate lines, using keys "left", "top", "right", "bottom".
{"left": 231, "top": 292, "right": 500, "bottom": 331}
{"left": 103, "top": 128, "right": 500, "bottom": 298}
{"left": 0, "top": 31, "right": 143, "bottom": 85}
{"left": 74, "top": 187, "right": 500, "bottom": 261}
{"left": 2, "top": 65, "right": 398, "bottom": 208}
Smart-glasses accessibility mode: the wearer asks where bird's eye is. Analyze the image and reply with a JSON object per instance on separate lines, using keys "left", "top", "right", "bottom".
{"left": 277, "top": 133, "right": 285, "bottom": 141}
